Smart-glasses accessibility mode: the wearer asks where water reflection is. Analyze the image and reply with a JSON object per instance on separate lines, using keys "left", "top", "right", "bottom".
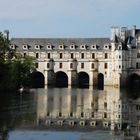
{"left": 37, "top": 87, "right": 121, "bottom": 130}
{"left": 0, "top": 87, "right": 140, "bottom": 139}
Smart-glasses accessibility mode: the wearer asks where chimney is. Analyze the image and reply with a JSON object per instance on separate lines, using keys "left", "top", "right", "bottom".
{"left": 132, "top": 25, "right": 136, "bottom": 37}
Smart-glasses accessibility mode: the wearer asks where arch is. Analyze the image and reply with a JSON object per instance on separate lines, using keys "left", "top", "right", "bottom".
{"left": 55, "top": 71, "right": 68, "bottom": 87}
{"left": 30, "top": 71, "right": 45, "bottom": 88}
{"left": 78, "top": 72, "right": 89, "bottom": 88}
{"left": 127, "top": 73, "right": 140, "bottom": 90}
{"left": 97, "top": 73, "right": 104, "bottom": 90}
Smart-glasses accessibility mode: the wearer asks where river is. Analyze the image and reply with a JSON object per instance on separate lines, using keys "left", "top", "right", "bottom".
{"left": 0, "top": 87, "right": 139, "bottom": 140}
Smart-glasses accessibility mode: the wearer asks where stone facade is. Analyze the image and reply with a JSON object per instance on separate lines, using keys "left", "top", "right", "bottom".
{"left": 9, "top": 25, "right": 140, "bottom": 88}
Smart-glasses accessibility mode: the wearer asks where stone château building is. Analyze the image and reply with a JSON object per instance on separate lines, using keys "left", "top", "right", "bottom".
{"left": 7, "top": 25, "right": 140, "bottom": 88}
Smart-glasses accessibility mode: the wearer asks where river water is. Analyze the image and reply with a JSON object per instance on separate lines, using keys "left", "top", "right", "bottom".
{"left": 0, "top": 87, "right": 139, "bottom": 140}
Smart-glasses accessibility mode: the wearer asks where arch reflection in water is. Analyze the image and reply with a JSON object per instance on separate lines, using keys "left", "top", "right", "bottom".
{"left": 36, "top": 87, "right": 123, "bottom": 130}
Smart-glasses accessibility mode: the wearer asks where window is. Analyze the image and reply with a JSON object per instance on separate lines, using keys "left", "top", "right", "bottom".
{"left": 70, "top": 63, "right": 73, "bottom": 69}
{"left": 71, "top": 53, "right": 74, "bottom": 59}
{"left": 118, "top": 45, "right": 122, "bottom": 50}
{"left": 81, "top": 112, "right": 84, "bottom": 117}
{"left": 105, "top": 53, "right": 108, "bottom": 59}
{"left": 47, "top": 112, "right": 50, "bottom": 116}
{"left": 22, "top": 45, "right": 28, "bottom": 50}
{"left": 92, "top": 53, "right": 95, "bottom": 59}
{"left": 136, "top": 62, "right": 140, "bottom": 69}
{"left": 35, "top": 45, "right": 40, "bottom": 49}
{"left": 136, "top": 105, "right": 140, "bottom": 110}
{"left": 81, "top": 63, "right": 84, "bottom": 69}
{"left": 70, "top": 45, "right": 75, "bottom": 49}
{"left": 91, "top": 45, "right": 96, "bottom": 49}
{"left": 81, "top": 45, "right": 86, "bottom": 49}
{"left": 91, "top": 63, "right": 94, "bottom": 69}
{"left": 36, "top": 53, "right": 39, "bottom": 58}
{"left": 35, "top": 63, "right": 38, "bottom": 68}
{"left": 23, "top": 53, "right": 26, "bottom": 57}
{"left": 81, "top": 53, "right": 84, "bottom": 59}
{"left": 104, "top": 112, "right": 107, "bottom": 118}
{"left": 136, "top": 63, "right": 139, "bottom": 69}
{"left": 137, "top": 53, "right": 140, "bottom": 58}
{"left": 47, "top": 53, "right": 50, "bottom": 59}
{"left": 104, "top": 63, "right": 108, "bottom": 69}
{"left": 60, "top": 53, "right": 63, "bottom": 59}
{"left": 10, "top": 45, "right": 15, "bottom": 49}
{"left": 104, "top": 102, "right": 107, "bottom": 109}
{"left": 119, "top": 55, "right": 121, "bottom": 59}
{"left": 47, "top": 44, "right": 52, "bottom": 49}
{"left": 91, "top": 112, "right": 94, "bottom": 118}
{"left": 59, "top": 45, "right": 64, "bottom": 49}
{"left": 47, "top": 63, "right": 50, "bottom": 68}
{"left": 119, "top": 65, "right": 121, "bottom": 69}
{"left": 59, "top": 112, "right": 62, "bottom": 117}
{"left": 70, "top": 112, "right": 73, "bottom": 117}
{"left": 59, "top": 63, "right": 62, "bottom": 68}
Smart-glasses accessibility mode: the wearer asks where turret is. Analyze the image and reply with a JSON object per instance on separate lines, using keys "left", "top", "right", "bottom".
{"left": 111, "top": 27, "right": 119, "bottom": 51}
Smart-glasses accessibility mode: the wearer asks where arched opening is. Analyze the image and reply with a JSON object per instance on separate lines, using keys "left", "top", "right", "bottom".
{"left": 126, "top": 73, "right": 140, "bottom": 99}
{"left": 78, "top": 72, "right": 89, "bottom": 88}
{"left": 97, "top": 73, "right": 104, "bottom": 90}
{"left": 30, "top": 71, "right": 45, "bottom": 88}
{"left": 127, "top": 73, "right": 140, "bottom": 90}
{"left": 55, "top": 71, "right": 68, "bottom": 87}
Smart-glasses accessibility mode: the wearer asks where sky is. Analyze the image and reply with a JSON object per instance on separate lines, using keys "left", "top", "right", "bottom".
{"left": 0, "top": 0, "right": 140, "bottom": 38}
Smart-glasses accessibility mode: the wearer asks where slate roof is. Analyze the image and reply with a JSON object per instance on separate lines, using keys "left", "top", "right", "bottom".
{"left": 10, "top": 38, "right": 110, "bottom": 51}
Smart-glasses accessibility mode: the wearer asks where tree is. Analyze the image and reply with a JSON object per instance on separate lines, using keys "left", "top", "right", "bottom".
{"left": 0, "top": 32, "right": 14, "bottom": 62}
{"left": 10, "top": 54, "right": 36, "bottom": 89}
{"left": 0, "top": 32, "right": 36, "bottom": 91}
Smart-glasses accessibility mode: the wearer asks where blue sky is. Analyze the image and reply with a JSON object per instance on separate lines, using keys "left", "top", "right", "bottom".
{"left": 0, "top": 0, "right": 140, "bottom": 38}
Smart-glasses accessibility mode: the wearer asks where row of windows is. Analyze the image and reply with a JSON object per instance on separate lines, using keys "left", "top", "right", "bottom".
{"left": 45, "top": 62, "right": 108, "bottom": 69}
{"left": 52, "top": 53, "right": 109, "bottom": 59}
{"left": 27, "top": 52, "right": 109, "bottom": 59}
{"left": 46, "top": 112, "right": 107, "bottom": 118}
{"left": 37, "top": 62, "right": 129, "bottom": 71}
{"left": 10, "top": 44, "right": 110, "bottom": 50}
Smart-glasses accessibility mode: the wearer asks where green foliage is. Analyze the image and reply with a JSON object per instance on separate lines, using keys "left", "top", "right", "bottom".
{"left": 0, "top": 32, "right": 13, "bottom": 62}
{"left": 0, "top": 32, "right": 36, "bottom": 91}
{"left": 11, "top": 54, "right": 35, "bottom": 89}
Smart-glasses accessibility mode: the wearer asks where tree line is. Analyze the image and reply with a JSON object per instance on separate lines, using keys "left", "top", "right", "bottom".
{"left": 0, "top": 32, "right": 36, "bottom": 91}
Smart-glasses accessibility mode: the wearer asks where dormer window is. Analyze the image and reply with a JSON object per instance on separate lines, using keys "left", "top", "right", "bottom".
{"left": 10, "top": 44, "right": 15, "bottom": 49}
{"left": 47, "top": 44, "right": 52, "bottom": 49}
{"left": 81, "top": 45, "right": 86, "bottom": 49}
{"left": 104, "top": 45, "right": 109, "bottom": 49}
{"left": 70, "top": 44, "right": 75, "bottom": 49}
{"left": 91, "top": 45, "right": 97, "bottom": 49}
{"left": 22, "top": 45, "right": 28, "bottom": 50}
{"left": 35, "top": 45, "right": 40, "bottom": 50}
{"left": 118, "top": 45, "right": 122, "bottom": 50}
{"left": 59, "top": 45, "right": 64, "bottom": 49}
